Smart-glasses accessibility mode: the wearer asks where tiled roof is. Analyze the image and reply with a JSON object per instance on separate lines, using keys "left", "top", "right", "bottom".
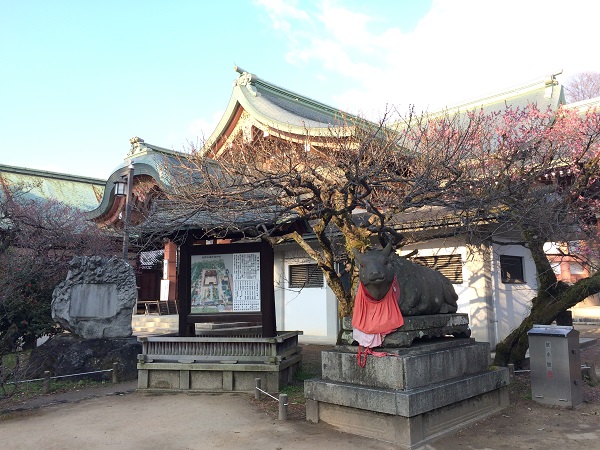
{"left": 436, "top": 72, "right": 565, "bottom": 115}
{"left": 0, "top": 164, "right": 105, "bottom": 211}
{"left": 203, "top": 67, "right": 367, "bottom": 154}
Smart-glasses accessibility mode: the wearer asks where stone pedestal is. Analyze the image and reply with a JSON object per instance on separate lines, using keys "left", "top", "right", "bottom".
{"left": 137, "top": 331, "right": 302, "bottom": 392}
{"left": 340, "top": 313, "right": 471, "bottom": 347}
{"left": 305, "top": 333, "right": 509, "bottom": 449}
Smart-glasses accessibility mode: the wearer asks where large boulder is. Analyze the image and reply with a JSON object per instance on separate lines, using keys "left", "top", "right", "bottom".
{"left": 52, "top": 256, "right": 137, "bottom": 339}
{"left": 26, "top": 334, "right": 141, "bottom": 381}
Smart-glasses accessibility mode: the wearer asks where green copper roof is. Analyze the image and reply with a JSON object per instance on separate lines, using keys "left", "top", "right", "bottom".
{"left": 85, "top": 138, "right": 221, "bottom": 221}
{"left": 0, "top": 164, "right": 105, "bottom": 211}
{"left": 203, "top": 66, "right": 368, "bottom": 153}
{"left": 564, "top": 95, "right": 600, "bottom": 113}
{"left": 428, "top": 72, "right": 565, "bottom": 118}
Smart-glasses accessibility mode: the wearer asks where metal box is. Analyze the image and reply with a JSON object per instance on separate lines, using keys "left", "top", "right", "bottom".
{"left": 527, "top": 325, "right": 582, "bottom": 408}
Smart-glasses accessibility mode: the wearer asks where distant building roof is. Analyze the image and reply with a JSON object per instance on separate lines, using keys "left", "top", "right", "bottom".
{"left": 85, "top": 137, "right": 222, "bottom": 223}
{"left": 435, "top": 72, "right": 565, "bottom": 116}
{"left": 0, "top": 164, "right": 105, "bottom": 211}
{"left": 563, "top": 95, "right": 600, "bottom": 113}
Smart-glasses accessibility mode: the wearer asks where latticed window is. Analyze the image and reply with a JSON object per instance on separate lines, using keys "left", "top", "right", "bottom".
{"left": 413, "top": 255, "right": 463, "bottom": 283}
{"left": 289, "top": 264, "right": 324, "bottom": 288}
{"left": 139, "top": 250, "right": 164, "bottom": 270}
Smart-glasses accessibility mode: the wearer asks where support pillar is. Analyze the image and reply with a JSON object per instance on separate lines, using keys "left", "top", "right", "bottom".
{"left": 164, "top": 240, "right": 178, "bottom": 301}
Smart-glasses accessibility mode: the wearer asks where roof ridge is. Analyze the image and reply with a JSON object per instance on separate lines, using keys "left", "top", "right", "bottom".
{"left": 564, "top": 96, "right": 600, "bottom": 110}
{"left": 234, "top": 66, "right": 361, "bottom": 122}
{"left": 434, "top": 71, "right": 563, "bottom": 114}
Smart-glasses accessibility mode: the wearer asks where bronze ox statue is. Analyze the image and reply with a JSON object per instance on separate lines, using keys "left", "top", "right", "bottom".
{"left": 354, "top": 243, "right": 458, "bottom": 315}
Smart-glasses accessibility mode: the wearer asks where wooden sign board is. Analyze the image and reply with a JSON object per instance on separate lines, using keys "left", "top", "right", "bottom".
{"left": 178, "top": 240, "right": 276, "bottom": 337}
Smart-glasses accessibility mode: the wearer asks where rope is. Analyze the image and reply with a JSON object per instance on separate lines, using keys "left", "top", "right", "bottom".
{"left": 357, "top": 345, "right": 400, "bottom": 368}
{"left": 255, "top": 387, "right": 279, "bottom": 402}
{"left": 6, "top": 369, "right": 113, "bottom": 385}
{"left": 52, "top": 369, "right": 112, "bottom": 379}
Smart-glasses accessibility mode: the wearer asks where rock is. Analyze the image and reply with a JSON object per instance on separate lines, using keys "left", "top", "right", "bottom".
{"left": 26, "top": 334, "right": 141, "bottom": 381}
{"left": 52, "top": 256, "right": 137, "bottom": 339}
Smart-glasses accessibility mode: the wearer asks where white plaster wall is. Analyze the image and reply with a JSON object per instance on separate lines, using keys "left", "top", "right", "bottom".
{"left": 273, "top": 247, "right": 338, "bottom": 344}
{"left": 491, "top": 243, "right": 537, "bottom": 342}
{"left": 400, "top": 237, "right": 496, "bottom": 345}
{"left": 272, "top": 238, "right": 538, "bottom": 346}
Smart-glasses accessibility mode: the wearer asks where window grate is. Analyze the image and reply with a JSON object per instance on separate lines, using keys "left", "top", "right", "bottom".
{"left": 413, "top": 255, "right": 463, "bottom": 283}
{"left": 289, "top": 264, "right": 324, "bottom": 289}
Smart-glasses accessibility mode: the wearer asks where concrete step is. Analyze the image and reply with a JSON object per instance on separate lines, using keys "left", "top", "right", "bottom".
{"left": 132, "top": 322, "right": 177, "bottom": 329}
{"left": 132, "top": 314, "right": 179, "bottom": 336}
{"left": 132, "top": 327, "right": 177, "bottom": 333}
{"left": 132, "top": 321, "right": 178, "bottom": 328}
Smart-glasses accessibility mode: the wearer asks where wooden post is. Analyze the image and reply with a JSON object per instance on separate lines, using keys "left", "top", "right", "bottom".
{"left": 178, "top": 238, "right": 192, "bottom": 337}
{"left": 260, "top": 240, "right": 276, "bottom": 337}
{"left": 586, "top": 362, "right": 598, "bottom": 383}
{"left": 279, "top": 393, "right": 288, "bottom": 420}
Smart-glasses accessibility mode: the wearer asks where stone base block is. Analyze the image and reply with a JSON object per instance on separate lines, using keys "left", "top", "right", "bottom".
{"left": 305, "top": 367, "right": 509, "bottom": 417}
{"left": 323, "top": 339, "right": 490, "bottom": 390}
{"left": 137, "top": 353, "right": 301, "bottom": 392}
{"left": 305, "top": 385, "right": 509, "bottom": 449}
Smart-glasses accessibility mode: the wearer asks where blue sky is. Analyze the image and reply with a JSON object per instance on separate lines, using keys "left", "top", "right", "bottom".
{"left": 2, "top": 0, "right": 599, "bottom": 179}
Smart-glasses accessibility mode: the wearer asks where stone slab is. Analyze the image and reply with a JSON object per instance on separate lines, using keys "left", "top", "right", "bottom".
{"left": 306, "top": 386, "right": 509, "bottom": 449}
{"left": 321, "top": 340, "right": 491, "bottom": 390}
{"left": 137, "top": 353, "right": 302, "bottom": 392}
{"left": 138, "top": 359, "right": 300, "bottom": 392}
{"left": 69, "top": 283, "right": 118, "bottom": 318}
{"left": 304, "top": 367, "right": 509, "bottom": 417}
{"left": 340, "top": 314, "right": 471, "bottom": 347}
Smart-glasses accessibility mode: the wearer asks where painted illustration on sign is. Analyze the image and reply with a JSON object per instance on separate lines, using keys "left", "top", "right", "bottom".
{"left": 190, "top": 252, "right": 260, "bottom": 313}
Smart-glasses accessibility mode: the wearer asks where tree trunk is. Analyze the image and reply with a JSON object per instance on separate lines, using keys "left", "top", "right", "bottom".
{"left": 494, "top": 271, "right": 600, "bottom": 368}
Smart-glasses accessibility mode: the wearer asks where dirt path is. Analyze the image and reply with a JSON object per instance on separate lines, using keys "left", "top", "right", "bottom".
{"left": 1, "top": 380, "right": 598, "bottom": 450}
{"left": 1, "top": 329, "right": 599, "bottom": 449}
{"left": 0, "top": 391, "right": 396, "bottom": 450}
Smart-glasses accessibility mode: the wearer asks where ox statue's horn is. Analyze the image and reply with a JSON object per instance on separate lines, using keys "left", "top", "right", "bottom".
{"left": 382, "top": 242, "right": 393, "bottom": 258}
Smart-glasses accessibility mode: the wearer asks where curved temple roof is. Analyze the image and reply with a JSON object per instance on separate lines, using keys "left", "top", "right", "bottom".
{"left": 411, "top": 72, "right": 567, "bottom": 127}
{"left": 9, "top": 68, "right": 592, "bottom": 231}
{"left": 202, "top": 66, "right": 367, "bottom": 156}
{"left": 85, "top": 138, "right": 190, "bottom": 221}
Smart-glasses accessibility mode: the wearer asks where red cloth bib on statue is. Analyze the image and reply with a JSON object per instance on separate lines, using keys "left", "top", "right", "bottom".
{"left": 352, "top": 276, "right": 404, "bottom": 334}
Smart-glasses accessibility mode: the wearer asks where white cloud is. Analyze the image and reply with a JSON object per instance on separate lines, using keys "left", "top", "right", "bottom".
{"left": 253, "top": 0, "right": 312, "bottom": 32}
{"left": 188, "top": 109, "right": 225, "bottom": 141}
{"left": 255, "top": 0, "right": 600, "bottom": 117}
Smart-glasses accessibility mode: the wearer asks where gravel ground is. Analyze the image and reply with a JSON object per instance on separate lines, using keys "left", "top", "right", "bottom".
{"left": 1, "top": 325, "right": 598, "bottom": 449}
{"left": 253, "top": 326, "right": 600, "bottom": 449}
